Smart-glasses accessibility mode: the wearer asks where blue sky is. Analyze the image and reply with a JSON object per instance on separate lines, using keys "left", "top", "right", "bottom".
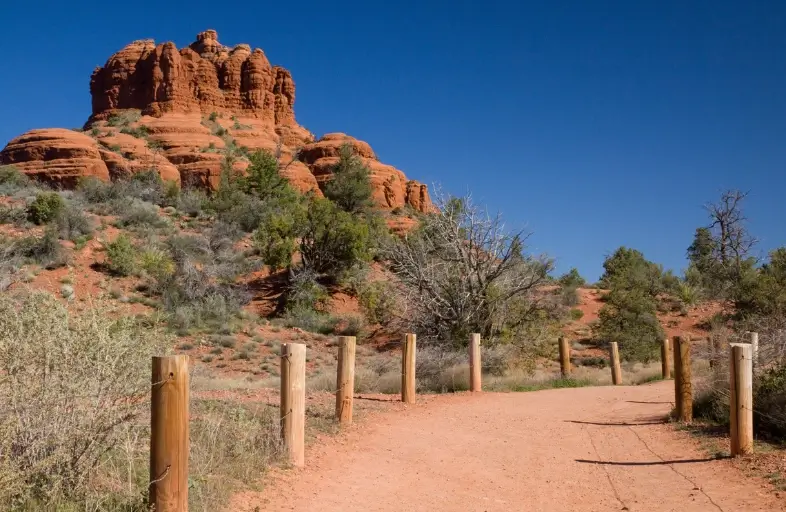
{"left": 1, "top": 1, "right": 784, "bottom": 281}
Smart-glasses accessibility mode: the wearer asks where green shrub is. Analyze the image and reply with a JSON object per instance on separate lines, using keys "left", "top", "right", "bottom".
{"left": 178, "top": 188, "right": 209, "bottom": 217}
{"left": 55, "top": 204, "right": 94, "bottom": 241}
{"left": 106, "top": 110, "right": 141, "bottom": 127}
{"left": 324, "top": 143, "right": 373, "bottom": 213}
{"left": 569, "top": 308, "right": 584, "bottom": 320}
{"left": 104, "top": 234, "right": 138, "bottom": 276}
{"left": 119, "top": 125, "right": 150, "bottom": 138}
{"left": 753, "top": 364, "right": 786, "bottom": 439}
{"left": 27, "top": 192, "right": 65, "bottom": 225}
{"left": 561, "top": 286, "right": 581, "bottom": 306}
{"left": 0, "top": 205, "right": 26, "bottom": 225}
{"left": 357, "top": 280, "right": 395, "bottom": 325}
{"left": 0, "top": 165, "right": 34, "bottom": 195}
{"left": 116, "top": 199, "right": 168, "bottom": 228}
{"left": 11, "top": 227, "right": 68, "bottom": 268}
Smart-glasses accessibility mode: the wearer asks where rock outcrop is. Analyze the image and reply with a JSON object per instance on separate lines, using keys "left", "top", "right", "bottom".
{"left": 0, "top": 129, "right": 110, "bottom": 187}
{"left": 0, "top": 30, "right": 430, "bottom": 212}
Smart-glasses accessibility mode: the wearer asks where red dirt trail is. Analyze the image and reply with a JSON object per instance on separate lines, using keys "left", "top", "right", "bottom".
{"left": 232, "top": 381, "right": 784, "bottom": 512}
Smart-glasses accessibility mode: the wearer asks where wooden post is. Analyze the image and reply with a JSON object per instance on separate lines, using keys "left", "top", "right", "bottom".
{"left": 610, "top": 342, "right": 622, "bottom": 385}
{"left": 281, "top": 343, "right": 306, "bottom": 467}
{"left": 150, "top": 355, "right": 189, "bottom": 512}
{"left": 469, "top": 333, "right": 482, "bottom": 392}
{"left": 730, "top": 343, "right": 754, "bottom": 456}
{"left": 401, "top": 333, "right": 417, "bottom": 403}
{"left": 673, "top": 336, "right": 693, "bottom": 422}
{"left": 748, "top": 331, "right": 759, "bottom": 368}
{"left": 661, "top": 338, "right": 672, "bottom": 379}
{"left": 335, "top": 336, "right": 356, "bottom": 425}
{"left": 558, "top": 336, "right": 571, "bottom": 377}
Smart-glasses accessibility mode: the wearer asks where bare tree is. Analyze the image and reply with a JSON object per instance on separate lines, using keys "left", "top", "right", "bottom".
{"left": 705, "top": 189, "right": 758, "bottom": 272}
{"left": 382, "top": 191, "right": 553, "bottom": 345}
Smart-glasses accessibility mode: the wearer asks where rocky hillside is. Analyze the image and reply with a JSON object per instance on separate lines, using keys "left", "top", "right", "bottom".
{"left": 0, "top": 30, "right": 430, "bottom": 212}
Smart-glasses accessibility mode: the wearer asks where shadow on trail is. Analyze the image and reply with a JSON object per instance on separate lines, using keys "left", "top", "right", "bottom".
{"left": 576, "top": 456, "right": 729, "bottom": 466}
{"left": 354, "top": 395, "right": 400, "bottom": 403}
{"left": 566, "top": 420, "right": 667, "bottom": 427}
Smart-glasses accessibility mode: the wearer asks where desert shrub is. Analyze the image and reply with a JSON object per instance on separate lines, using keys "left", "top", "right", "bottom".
{"left": 106, "top": 110, "right": 141, "bottom": 127}
{"left": 0, "top": 291, "right": 168, "bottom": 508}
{"left": 359, "top": 282, "right": 395, "bottom": 325}
{"left": 27, "top": 192, "right": 65, "bottom": 225}
{"left": 0, "top": 165, "right": 31, "bottom": 191}
{"left": 323, "top": 143, "right": 373, "bottom": 213}
{"left": 558, "top": 268, "right": 586, "bottom": 288}
{"left": 116, "top": 199, "right": 168, "bottom": 228}
{"left": 569, "top": 308, "right": 584, "bottom": 320}
{"left": 416, "top": 347, "right": 469, "bottom": 393}
{"left": 218, "top": 193, "right": 267, "bottom": 232}
{"left": 0, "top": 205, "right": 26, "bottom": 225}
{"left": 166, "top": 234, "right": 211, "bottom": 263}
{"left": 139, "top": 247, "right": 176, "bottom": 287}
{"left": 753, "top": 364, "right": 786, "bottom": 439}
{"left": 104, "top": 234, "right": 138, "bottom": 276}
{"left": 285, "top": 268, "right": 329, "bottom": 312}
{"left": 177, "top": 188, "right": 209, "bottom": 217}
{"left": 119, "top": 125, "right": 149, "bottom": 138}
{"left": 283, "top": 308, "right": 336, "bottom": 335}
{"left": 76, "top": 177, "right": 116, "bottom": 204}
{"left": 481, "top": 345, "right": 513, "bottom": 376}
{"left": 560, "top": 286, "right": 581, "bottom": 306}
{"left": 11, "top": 227, "right": 68, "bottom": 268}
{"left": 55, "top": 204, "right": 94, "bottom": 241}
{"left": 335, "top": 314, "right": 366, "bottom": 337}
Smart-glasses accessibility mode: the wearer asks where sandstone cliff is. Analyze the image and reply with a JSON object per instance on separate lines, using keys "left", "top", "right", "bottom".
{"left": 0, "top": 30, "right": 430, "bottom": 212}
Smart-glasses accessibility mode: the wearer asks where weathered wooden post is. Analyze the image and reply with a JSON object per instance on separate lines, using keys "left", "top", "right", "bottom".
{"left": 336, "top": 336, "right": 356, "bottom": 425}
{"left": 610, "top": 342, "right": 622, "bottom": 385}
{"left": 469, "top": 333, "right": 482, "bottom": 392}
{"left": 150, "top": 355, "right": 189, "bottom": 512}
{"left": 401, "top": 333, "right": 417, "bottom": 403}
{"left": 558, "top": 336, "right": 572, "bottom": 378}
{"left": 281, "top": 343, "right": 306, "bottom": 467}
{"left": 730, "top": 343, "right": 754, "bottom": 456}
{"left": 661, "top": 338, "right": 672, "bottom": 379}
{"left": 673, "top": 336, "right": 693, "bottom": 422}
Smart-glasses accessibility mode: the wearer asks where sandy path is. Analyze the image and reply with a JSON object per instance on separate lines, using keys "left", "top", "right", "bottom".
{"left": 233, "top": 381, "right": 783, "bottom": 511}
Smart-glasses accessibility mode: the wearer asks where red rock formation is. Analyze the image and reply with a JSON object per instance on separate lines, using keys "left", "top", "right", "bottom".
{"left": 0, "top": 30, "right": 430, "bottom": 212}
{"left": 89, "top": 29, "right": 303, "bottom": 134}
{"left": 0, "top": 129, "right": 109, "bottom": 186}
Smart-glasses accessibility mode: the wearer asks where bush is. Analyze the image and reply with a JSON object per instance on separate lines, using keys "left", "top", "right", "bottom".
{"left": 561, "top": 286, "right": 581, "bottom": 306}
{"left": 0, "top": 291, "right": 168, "bottom": 508}
{"left": 324, "top": 143, "right": 373, "bottom": 213}
{"left": 119, "top": 125, "right": 149, "bottom": 138}
{"left": 55, "top": 204, "right": 94, "bottom": 241}
{"left": 0, "top": 205, "right": 26, "bottom": 225}
{"left": 104, "top": 234, "right": 138, "bottom": 276}
{"left": 178, "top": 188, "right": 208, "bottom": 217}
{"left": 569, "top": 308, "right": 584, "bottom": 320}
{"left": 106, "top": 110, "right": 141, "bottom": 127}
{"left": 27, "top": 192, "right": 65, "bottom": 225}
{"left": 12, "top": 227, "right": 68, "bottom": 268}
{"left": 116, "top": 199, "right": 168, "bottom": 228}
{"left": 753, "top": 364, "right": 786, "bottom": 439}
{"left": 0, "top": 165, "right": 31, "bottom": 189}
